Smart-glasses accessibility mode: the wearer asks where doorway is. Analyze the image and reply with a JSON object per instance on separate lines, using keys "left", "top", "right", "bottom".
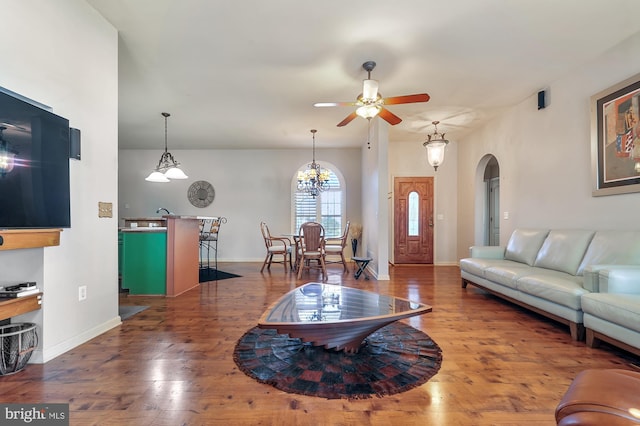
{"left": 393, "top": 177, "right": 434, "bottom": 264}
{"left": 484, "top": 156, "right": 500, "bottom": 246}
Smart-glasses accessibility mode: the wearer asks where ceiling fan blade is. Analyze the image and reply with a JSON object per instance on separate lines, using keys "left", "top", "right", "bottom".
{"left": 383, "top": 93, "right": 430, "bottom": 105}
{"left": 378, "top": 108, "right": 402, "bottom": 125}
{"left": 337, "top": 112, "right": 358, "bottom": 127}
{"left": 314, "top": 101, "right": 357, "bottom": 107}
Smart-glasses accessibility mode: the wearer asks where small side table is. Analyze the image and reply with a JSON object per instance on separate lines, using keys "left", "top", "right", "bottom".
{"left": 352, "top": 257, "right": 372, "bottom": 280}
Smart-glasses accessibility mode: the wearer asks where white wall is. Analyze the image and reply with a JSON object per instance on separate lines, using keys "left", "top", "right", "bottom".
{"left": 457, "top": 31, "right": 640, "bottom": 261}
{"left": 361, "top": 120, "right": 390, "bottom": 280}
{"left": 118, "top": 148, "right": 362, "bottom": 261}
{"left": 388, "top": 139, "right": 458, "bottom": 264}
{"left": 0, "top": 0, "right": 119, "bottom": 362}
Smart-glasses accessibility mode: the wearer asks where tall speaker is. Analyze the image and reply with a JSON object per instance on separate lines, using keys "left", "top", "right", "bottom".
{"left": 70, "top": 127, "right": 81, "bottom": 160}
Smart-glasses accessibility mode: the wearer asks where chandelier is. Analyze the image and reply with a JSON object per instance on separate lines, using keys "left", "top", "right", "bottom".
{"left": 297, "top": 129, "right": 330, "bottom": 197}
{"left": 422, "top": 121, "right": 449, "bottom": 171}
{"left": 145, "top": 112, "right": 188, "bottom": 182}
{"left": 0, "top": 126, "right": 17, "bottom": 177}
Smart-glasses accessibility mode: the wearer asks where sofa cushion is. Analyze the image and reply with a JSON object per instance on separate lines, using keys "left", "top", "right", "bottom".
{"left": 577, "top": 231, "right": 640, "bottom": 276}
{"left": 581, "top": 293, "right": 640, "bottom": 333}
{"left": 517, "top": 273, "right": 588, "bottom": 310}
{"left": 504, "top": 229, "right": 549, "bottom": 266}
{"left": 533, "top": 230, "right": 595, "bottom": 275}
{"left": 459, "top": 258, "right": 514, "bottom": 278}
{"left": 484, "top": 264, "right": 536, "bottom": 289}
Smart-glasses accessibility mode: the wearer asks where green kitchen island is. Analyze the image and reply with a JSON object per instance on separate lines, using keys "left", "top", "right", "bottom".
{"left": 119, "top": 215, "right": 201, "bottom": 296}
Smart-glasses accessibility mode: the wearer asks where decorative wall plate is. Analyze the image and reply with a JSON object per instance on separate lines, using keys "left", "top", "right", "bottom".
{"left": 187, "top": 180, "right": 215, "bottom": 208}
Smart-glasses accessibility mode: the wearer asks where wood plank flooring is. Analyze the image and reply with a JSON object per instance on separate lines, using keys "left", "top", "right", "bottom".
{"left": 0, "top": 262, "right": 636, "bottom": 425}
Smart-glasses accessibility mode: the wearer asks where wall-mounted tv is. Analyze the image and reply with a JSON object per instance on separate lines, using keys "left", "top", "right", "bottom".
{"left": 0, "top": 88, "right": 70, "bottom": 229}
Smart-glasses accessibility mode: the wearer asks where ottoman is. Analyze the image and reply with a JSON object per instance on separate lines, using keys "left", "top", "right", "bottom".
{"left": 555, "top": 369, "right": 640, "bottom": 425}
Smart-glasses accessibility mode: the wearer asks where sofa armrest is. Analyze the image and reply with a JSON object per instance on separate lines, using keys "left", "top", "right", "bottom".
{"left": 583, "top": 264, "right": 618, "bottom": 292}
{"left": 469, "top": 246, "right": 505, "bottom": 259}
{"left": 598, "top": 267, "right": 640, "bottom": 294}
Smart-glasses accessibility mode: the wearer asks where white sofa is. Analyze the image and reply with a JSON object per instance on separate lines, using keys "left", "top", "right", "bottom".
{"left": 582, "top": 267, "right": 640, "bottom": 356}
{"left": 459, "top": 229, "right": 640, "bottom": 350}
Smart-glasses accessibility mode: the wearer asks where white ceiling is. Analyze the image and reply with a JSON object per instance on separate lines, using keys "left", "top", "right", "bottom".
{"left": 87, "top": 0, "right": 640, "bottom": 150}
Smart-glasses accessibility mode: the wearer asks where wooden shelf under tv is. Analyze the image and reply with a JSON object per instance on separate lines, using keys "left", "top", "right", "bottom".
{"left": 0, "top": 229, "right": 62, "bottom": 251}
{"left": 0, "top": 293, "right": 42, "bottom": 321}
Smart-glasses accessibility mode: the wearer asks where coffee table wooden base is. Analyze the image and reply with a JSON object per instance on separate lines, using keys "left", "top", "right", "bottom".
{"left": 266, "top": 312, "right": 426, "bottom": 353}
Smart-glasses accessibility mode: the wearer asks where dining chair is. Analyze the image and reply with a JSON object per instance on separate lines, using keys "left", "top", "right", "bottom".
{"left": 260, "top": 222, "right": 292, "bottom": 272}
{"left": 324, "top": 221, "right": 350, "bottom": 272}
{"left": 297, "top": 221, "right": 327, "bottom": 280}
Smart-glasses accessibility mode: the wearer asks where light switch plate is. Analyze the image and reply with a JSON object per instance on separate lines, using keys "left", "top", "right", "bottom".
{"left": 98, "top": 202, "right": 113, "bottom": 218}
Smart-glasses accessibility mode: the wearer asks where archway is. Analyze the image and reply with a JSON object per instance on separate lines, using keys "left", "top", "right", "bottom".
{"left": 473, "top": 154, "right": 500, "bottom": 246}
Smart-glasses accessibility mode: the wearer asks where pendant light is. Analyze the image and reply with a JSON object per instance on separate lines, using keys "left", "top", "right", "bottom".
{"left": 145, "top": 112, "right": 188, "bottom": 182}
{"left": 423, "top": 121, "right": 449, "bottom": 171}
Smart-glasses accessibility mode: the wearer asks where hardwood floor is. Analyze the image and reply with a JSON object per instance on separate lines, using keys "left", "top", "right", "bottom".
{"left": 0, "top": 262, "right": 636, "bottom": 425}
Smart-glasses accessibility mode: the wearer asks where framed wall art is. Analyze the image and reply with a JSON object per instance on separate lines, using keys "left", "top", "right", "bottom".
{"left": 591, "top": 72, "right": 640, "bottom": 196}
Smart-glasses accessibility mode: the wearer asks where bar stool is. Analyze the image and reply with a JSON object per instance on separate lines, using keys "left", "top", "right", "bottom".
{"left": 199, "top": 217, "right": 226, "bottom": 271}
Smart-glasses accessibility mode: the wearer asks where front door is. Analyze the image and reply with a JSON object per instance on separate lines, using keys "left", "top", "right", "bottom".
{"left": 394, "top": 177, "right": 434, "bottom": 264}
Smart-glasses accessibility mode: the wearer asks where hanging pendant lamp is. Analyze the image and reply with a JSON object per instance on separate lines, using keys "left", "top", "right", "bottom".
{"left": 145, "top": 112, "right": 188, "bottom": 182}
{"left": 423, "top": 121, "right": 449, "bottom": 171}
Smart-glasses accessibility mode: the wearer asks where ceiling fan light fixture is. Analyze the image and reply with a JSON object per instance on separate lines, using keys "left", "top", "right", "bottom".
{"left": 356, "top": 104, "right": 381, "bottom": 119}
{"left": 422, "top": 121, "right": 449, "bottom": 171}
{"left": 315, "top": 60, "right": 430, "bottom": 127}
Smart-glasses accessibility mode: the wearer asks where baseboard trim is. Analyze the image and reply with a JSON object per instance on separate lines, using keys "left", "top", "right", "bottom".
{"left": 30, "top": 316, "right": 122, "bottom": 364}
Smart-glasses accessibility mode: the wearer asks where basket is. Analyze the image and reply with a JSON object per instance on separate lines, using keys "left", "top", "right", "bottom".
{"left": 0, "top": 323, "right": 38, "bottom": 375}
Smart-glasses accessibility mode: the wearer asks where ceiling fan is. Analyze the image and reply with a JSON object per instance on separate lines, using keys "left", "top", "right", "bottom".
{"left": 314, "top": 61, "right": 430, "bottom": 127}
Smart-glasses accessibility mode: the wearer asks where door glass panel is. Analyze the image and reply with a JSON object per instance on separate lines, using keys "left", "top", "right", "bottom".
{"left": 408, "top": 191, "right": 419, "bottom": 236}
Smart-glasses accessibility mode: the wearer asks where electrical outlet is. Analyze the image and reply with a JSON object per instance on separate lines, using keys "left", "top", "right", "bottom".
{"left": 78, "top": 285, "right": 87, "bottom": 301}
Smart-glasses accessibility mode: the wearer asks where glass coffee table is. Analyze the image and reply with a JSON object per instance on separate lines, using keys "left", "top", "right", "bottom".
{"left": 258, "top": 283, "right": 432, "bottom": 353}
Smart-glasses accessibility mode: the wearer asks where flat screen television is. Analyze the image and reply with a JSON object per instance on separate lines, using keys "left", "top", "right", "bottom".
{"left": 0, "top": 88, "right": 70, "bottom": 229}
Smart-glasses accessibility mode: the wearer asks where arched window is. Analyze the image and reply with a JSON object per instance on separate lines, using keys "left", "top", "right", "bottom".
{"left": 293, "top": 164, "right": 345, "bottom": 237}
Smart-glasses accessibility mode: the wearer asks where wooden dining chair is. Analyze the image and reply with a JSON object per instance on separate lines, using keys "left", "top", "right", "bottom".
{"left": 260, "top": 222, "right": 292, "bottom": 272}
{"left": 297, "top": 221, "right": 327, "bottom": 280}
{"left": 324, "top": 221, "right": 350, "bottom": 272}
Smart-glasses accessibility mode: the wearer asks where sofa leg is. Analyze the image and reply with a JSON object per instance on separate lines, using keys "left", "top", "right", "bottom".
{"left": 585, "top": 328, "right": 600, "bottom": 348}
{"left": 461, "top": 278, "right": 468, "bottom": 289}
{"left": 569, "top": 322, "right": 585, "bottom": 341}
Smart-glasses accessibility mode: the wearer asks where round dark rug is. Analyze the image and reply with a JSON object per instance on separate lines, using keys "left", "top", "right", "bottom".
{"left": 233, "top": 322, "right": 442, "bottom": 399}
